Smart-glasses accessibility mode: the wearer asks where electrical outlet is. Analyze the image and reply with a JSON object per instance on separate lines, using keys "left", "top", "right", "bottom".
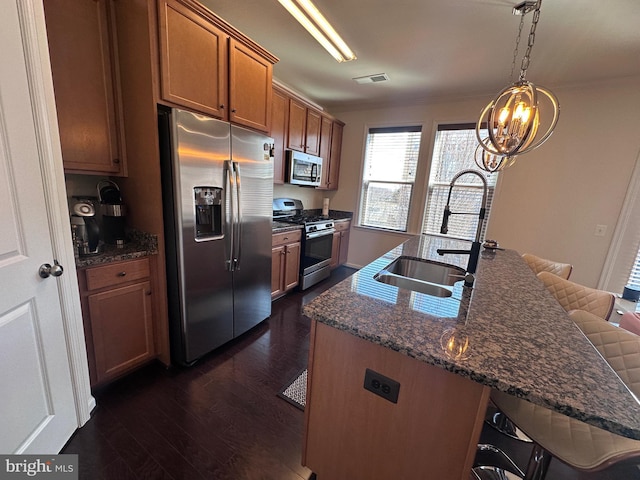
{"left": 595, "top": 224, "right": 607, "bottom": 237}
{"left": 364, "top": 368, "right": 400, "bottom": 403}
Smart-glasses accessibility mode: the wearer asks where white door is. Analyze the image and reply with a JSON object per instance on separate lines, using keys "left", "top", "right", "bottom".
{"left": 0, "top": 0, "right": 80, "bottom": 453}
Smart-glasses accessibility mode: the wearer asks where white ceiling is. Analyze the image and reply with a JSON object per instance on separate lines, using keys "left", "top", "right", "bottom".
{"left": 203, "top": 0, "right": 640, "bottom": 111}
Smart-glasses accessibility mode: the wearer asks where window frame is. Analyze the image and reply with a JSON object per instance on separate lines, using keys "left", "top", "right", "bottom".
{"left": 357, "top": 125, "right": 423, "bottom": 233}
{"left": 421, "top": 123, "right": 498, "bottom": 242}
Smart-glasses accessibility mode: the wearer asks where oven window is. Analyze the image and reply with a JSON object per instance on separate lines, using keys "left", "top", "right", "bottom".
{"left": 302, "top": 234, "right": 333, "bottom": 270}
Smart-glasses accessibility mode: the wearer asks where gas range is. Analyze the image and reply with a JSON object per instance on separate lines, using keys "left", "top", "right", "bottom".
{"left": 273, "top": 198, "right": 335, "bottom": 290}
{"left": 273, "top": 198, "right": 335, "bottom": 233}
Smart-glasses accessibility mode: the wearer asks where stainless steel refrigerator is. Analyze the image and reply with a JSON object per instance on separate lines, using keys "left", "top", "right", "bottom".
{"left": 159, "top": 107, "right": 274, "bottom": 365}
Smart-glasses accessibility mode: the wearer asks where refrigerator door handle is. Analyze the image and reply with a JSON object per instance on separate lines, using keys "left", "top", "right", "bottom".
{"left": 232, "top": 161, "right": 242, "bottom": 269}
{"left": 224, "top": 160, "right": 234, "bottom": 271}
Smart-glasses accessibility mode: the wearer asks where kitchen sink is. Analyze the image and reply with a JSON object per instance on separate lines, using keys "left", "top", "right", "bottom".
{"left": 374, "top": 256, "right": 466, "bottom": 297}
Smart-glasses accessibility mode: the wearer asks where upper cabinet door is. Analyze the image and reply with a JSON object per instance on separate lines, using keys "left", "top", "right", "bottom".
{"left": 158, "top": 0, "right": 228, "bottom": 119}
{"left": 318, "top": 115, "right": 333, "bottom": 189}
{"left": 229, "top": 39, "right": 273, "bottom": 133}
{"left": 271, "top": 86, "right": 289, "bottom": 184}
{"left": 304, "top": 109, "right": 321, "bottom": 156}
{"left": 327, "top": 121, "right": 344, "bottom": 190}
{"left": 45, "top": 0, "right": 126, "bottom": 175}
{"left": 287, "top": 98, "right": 307, "bottom": 152}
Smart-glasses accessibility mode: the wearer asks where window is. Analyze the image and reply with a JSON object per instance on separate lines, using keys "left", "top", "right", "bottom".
{"left": 422, "top": 124, "right": 498, "bottom": 241}
{"left": 358, "top": 126, "right": 422, "bottom": 231}
{"left": 627, "top": 249, "right": 640, "bottom": 289}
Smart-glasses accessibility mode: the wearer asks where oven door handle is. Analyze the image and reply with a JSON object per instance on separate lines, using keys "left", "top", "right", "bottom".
{"left": 306, "top": 228, "right": 335, "bottom": 239}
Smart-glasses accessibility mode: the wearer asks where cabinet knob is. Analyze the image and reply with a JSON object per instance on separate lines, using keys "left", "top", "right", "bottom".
{"left": 113, "top": 158, "right": 120, "bottom": 164}
{"left": 231, "top": 109, "right": 236, "bottom": 113}
{"left": 146, "top": 290, "right": 152, "bottom": 296}
{"left": 117, "top": 271, "right": 127, "bottom": 277}
{"left": 220, "top": 104, "right": 225, "bottom": 109}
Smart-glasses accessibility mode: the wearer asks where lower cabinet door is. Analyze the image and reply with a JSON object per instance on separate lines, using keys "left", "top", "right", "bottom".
{"left": 272, "top": 245, "right": 286, "bottom": 298}
{"left": 284, "top": 242, "right": 301, "bottom": 291}
{"left": 88, "top": 281, "right": 155, "bottom": 385}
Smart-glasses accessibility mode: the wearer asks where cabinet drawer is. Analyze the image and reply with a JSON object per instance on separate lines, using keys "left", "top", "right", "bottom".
{"left": 85, "top": 257, "right": 150, "bottom": 291}
{"left": 272, "top": 229, "right": 302, "bottom": 247}
{"left": 334, "top": 220, "right": 350, "bottom": 232}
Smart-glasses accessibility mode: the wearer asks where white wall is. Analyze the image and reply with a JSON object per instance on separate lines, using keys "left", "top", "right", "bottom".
{"left": 328, "top": 77, "right": 640, "bottom": 287}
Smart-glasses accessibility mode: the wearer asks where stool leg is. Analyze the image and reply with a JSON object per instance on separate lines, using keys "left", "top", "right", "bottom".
{"left": 524, "top": 444, "right": 552, "bottom": 480}
{"left": 473, "top": 444, "right": 525, "bottom": 479}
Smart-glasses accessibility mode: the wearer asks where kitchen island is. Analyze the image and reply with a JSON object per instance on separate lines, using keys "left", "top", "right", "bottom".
{"left": 301, "top": 234, "right": 640, "bottom": 479}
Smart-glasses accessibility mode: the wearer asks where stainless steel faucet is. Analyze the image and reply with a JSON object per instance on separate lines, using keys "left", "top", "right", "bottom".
{"left": 436, "top": 169, "right": 489, "bottom": 282}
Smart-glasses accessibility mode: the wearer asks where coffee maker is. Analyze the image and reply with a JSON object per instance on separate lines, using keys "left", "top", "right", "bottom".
{"left": 71, "top": 199, "right": 101, "bottom": 256}
{"left": 98, "top": 180, "right": 127, "bottom": 246}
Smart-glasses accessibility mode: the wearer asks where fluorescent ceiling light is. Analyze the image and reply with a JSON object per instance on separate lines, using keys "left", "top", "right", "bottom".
{"left": 278, "top": 0, "right": 356, "bottom": 63}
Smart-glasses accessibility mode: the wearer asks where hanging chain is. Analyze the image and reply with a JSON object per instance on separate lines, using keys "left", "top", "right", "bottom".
{"left": 519, "top": 0, "right": 542, "bottom": 81}
{"left": 510, "top": 14, "right": 525, "bottom": 82}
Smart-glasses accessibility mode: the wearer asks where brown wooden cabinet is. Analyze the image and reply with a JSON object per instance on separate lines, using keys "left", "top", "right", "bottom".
{"left": 157, "top": 0, "right": 276, "bottom": 132}
{"left": 287, "top": 97, "right": 307, "bottom": 152}
{"left": 78, "top": 257, "right": 156, "bottom": 386}
{"left": 318, "top": 119, "right": 344, "bottom": 190}
{"left": 328, "top": 121, "right": 344, "bottom": 190}
{"left": 271, "top": 86, "right": 289, "bottom": 184}
{"left": 229, "top": 39, "right": 273, "bottom": 132}
{"left": 304, "top": 109, "right": 322, "bottom": 156}
{"left": 304, "top": 321, "right": 489, "bottom": 479}
{"left": 287, "top": 98, "right": 323, "bottom": 155}
{"left": 274, "top": 85, "right": 344, "bottom": 187}
{"left": 330, "top": 220, "right": 350, "bottom": 269}
{"left": 318, "top": 115, "right": 333, "bottom": 189}
{"left": 158, "top": 0, "right": 227, "bottom": 119}
{"left": 44, "top": 0, "right": 127, "bottom": 175}
{"left": 272, "top": 229, "right": 302, "bottom": 299}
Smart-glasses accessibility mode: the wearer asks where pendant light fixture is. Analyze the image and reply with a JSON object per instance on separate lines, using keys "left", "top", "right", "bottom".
{"left": 475, "top": 0, "right": 559, "bottom": 173}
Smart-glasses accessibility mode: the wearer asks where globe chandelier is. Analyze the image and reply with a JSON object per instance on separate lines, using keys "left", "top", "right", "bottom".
{"left": 475, "top": 0, "right": 560, "bottom": 173}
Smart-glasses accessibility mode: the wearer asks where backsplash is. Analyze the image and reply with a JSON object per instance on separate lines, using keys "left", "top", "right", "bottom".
{"left": 273, "top": 183, "right": 326, "bottom": 209}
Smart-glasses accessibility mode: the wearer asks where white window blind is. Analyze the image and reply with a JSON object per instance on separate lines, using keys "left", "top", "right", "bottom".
{"left": 422, "top": 124, "right": 498, "bottom": 241}
{"left": 628, "top": 249, "right": 640, "bottom": 289}
{"left": 359, "top": 126, "right": 422, "bottom": 231}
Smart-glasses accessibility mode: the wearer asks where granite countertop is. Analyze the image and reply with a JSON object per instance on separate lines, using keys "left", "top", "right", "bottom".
{"left": 75, "top": 230, "right": 158, "bottom": 268}
{"left": 272, "top": 222, "right": 304, "bottom": 234}
{"left": 302, "top": 234, "right": 640, "bottom": 440}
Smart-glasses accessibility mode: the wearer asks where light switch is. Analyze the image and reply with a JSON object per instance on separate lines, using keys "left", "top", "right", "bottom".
{"left": 595, "top": 224, "right": 607, "bottom": 237}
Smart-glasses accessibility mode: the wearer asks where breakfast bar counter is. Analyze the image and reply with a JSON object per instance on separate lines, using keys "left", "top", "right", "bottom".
{"left": 301, "top": 234, "right": 640, "bottom": 479}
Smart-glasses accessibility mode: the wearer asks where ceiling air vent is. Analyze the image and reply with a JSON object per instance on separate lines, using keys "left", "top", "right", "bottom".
{"left": 353, "top": 73, "right": 390, "bottom": 85}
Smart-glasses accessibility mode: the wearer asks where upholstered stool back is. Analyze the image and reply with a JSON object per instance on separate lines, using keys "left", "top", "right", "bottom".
{"left": 522, "top": 253, "right": 573, "bottom": 280}
{"left": 537, "top": 271, "right": 615, "bottom": 321}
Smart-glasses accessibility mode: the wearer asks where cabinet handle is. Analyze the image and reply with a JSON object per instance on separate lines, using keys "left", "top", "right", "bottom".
{"left": 283, "top": 237, "right": 289, "bottom": 241}
{"left": 113, "top": 158, "right": 120, "bottom": 164}
{"left": 231, "top": 109, "right": 237, "bottom": 113}
{"left": 220, "top": 104, "right": 225, "bottom": 109}
{"left": 146, "top": 291, "right": 152, "bottom": 296}
{"left": 117, "top": 271, "right": 127, "bottom": 277}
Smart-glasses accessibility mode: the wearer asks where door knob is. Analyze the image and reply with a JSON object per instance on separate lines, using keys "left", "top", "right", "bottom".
{"left": 39, "top": 260, "right": 64, "bottom": 278}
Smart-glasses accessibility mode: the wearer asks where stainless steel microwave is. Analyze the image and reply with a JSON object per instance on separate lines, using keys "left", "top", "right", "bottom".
{"left": 286, "top": 150, "right": 323, "bottom": 186}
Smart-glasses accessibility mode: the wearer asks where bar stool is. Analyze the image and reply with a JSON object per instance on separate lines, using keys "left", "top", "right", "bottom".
{"left": 537, "top": 271, "right": 615, "bottom": 321}
{"left": 521, "top": 253, "right": 573, "bottom": 280}
{"left": 475, "top": 309, "right": 640, "bottom": 480}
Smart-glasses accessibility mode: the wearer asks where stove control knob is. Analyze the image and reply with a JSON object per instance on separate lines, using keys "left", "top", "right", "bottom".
{"left": 309, "top": 225, "right": 317, "bottom": 232}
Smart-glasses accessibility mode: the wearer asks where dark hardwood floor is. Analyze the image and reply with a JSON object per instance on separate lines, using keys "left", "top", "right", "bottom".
{"left": 62, "top": 266, "right": 640, "bottom": 480}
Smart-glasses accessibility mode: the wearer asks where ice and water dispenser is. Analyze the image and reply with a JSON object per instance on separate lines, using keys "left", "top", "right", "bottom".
{"left": 194, "top": 186, "right": 222, "bottom": 239}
